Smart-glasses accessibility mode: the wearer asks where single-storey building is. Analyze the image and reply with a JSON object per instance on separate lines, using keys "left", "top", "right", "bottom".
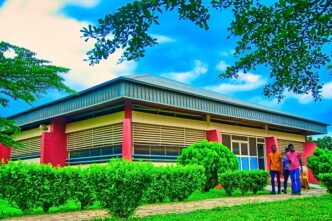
{"left": 0, "top": 75, "right": 328, "bottom": 183}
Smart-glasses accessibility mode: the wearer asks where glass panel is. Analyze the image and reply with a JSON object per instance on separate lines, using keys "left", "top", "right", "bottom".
{"left": 232, "top": 142, "right": 240, "bottom": 155}
{"left": 222, "top": 135, "right": 231, "bottom": 149}
{"left": 151, "top": 146, "right": 165, "bottom": 155}
{"left": 114, "top": 146, "right": 122, "bottom": 154}
{"left": 102, "top": 146, "right": 113, "bottom": 155}
{"left": 258, "top": 158, "right": 265, "bottom": 170}
{"left": 241, "top": 157, "right": 249, "bottom": 170}
{"left": 237, "top": 157, "right": 241, "bottom": 170}
{"left": 80, "top": 150, "right": 89, "bottom": 157}
{"left": 241, "top": 143, "right": 248, "bottom": 155}
{"left": 166, "top": 146, "right": 179, "bottom": 156}
{"left": 257, "top": 144, "right": 264, "bottom": 157}
{"left": 134, "top": 145, "right": 150, "bottom": 155}
{"left": 70, "top": 151, "right": 79, "bottom": 158}
{"left": 257, "top": 138, "right": 265, "bottom": 143}
{"left": 249, "top": 138, "right": 257, "bottom": 156}
{"left": 232, "top": 135, "right": 248, "bottom": 141}
{"left": 250, "top": 157, "right": 258, "bottom": 170}
{"left": 90, "top": 148, "right": 101, "bottom": 156}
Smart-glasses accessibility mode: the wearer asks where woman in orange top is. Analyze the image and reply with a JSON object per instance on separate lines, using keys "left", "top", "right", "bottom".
{"left": 269, "top": 145, "right": 282, "bottom": 194}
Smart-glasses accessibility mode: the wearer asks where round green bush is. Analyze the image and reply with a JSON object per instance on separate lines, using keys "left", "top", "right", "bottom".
{"left": 307, "top": 148, "right": 332, "bottom": 178}
{"left": 177, "top": 140, "right": 238, "bottom": 191}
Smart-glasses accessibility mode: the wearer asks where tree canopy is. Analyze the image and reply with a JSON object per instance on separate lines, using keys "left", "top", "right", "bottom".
{"left": 82, "top": 0, "right": 332, "bottom": 101}
{"left": 0, "top": 41, "right": 73, "bottom": 148}
{"left": 308, "top": 136, "right": 332, "bottom": 151}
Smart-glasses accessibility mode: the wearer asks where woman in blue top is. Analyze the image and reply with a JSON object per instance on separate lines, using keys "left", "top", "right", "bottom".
{"left": 282, "top": 147, "right": 290, "bottom": 193}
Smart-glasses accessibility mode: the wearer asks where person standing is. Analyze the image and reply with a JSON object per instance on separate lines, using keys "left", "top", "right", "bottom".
{"left": 286, "top": 143, "right": 302, "bottom": 195}
{"left": 269, "top": 144, "right": 282, "bottom": 194}
{"left": 282, "top": 147, "right": 290, "bottom": 193}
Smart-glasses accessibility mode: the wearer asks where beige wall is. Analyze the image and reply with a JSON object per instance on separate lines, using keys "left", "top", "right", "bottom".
{"left": 66, "top": 111, "right": 124, "bottom": 133}
{"left": 13, "top": 127, "right": 45, "bottom": 141}
{"left": 132, "top": 111, "right": 306, "bottom": 142}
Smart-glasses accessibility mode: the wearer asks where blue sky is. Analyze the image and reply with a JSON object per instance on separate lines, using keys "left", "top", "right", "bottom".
{"left": 0, "top": 0, "right": 331, "bottom": 136}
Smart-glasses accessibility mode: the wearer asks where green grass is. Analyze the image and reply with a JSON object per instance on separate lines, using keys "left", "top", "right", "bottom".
{"left": 106, "top": 194, "right": 332, "bottom": 221}
{"left": 0, "top": 189, "right": 268, "bottom": 219}
{"left": 144, "top": 195, "right": 332, "bottom": 221}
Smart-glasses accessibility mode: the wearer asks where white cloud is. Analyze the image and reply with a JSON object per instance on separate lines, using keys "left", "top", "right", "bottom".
{"left": 216, "top": 60, "right": 228, "bottom": 71}
{"left": 205, "top": 72, "right": 267, "bottom": 94}
{"left": 67, "top": 0, "right": 100, "bottom": 8}
{"left": 321, "top": 82, "right": 332, "bottom": 99}
{"left": 0, "top": 0, "right": 136, "bottom": 90}
{"left": 219, "top": 49, "right": 236, "bottom": 57}
{"left": 151, "top": 34, "right": 175, "bottom": 44}
{"left": 249, "top": 96, "right": 284, "bottom": 109}
{"left": 161, "top": 60, "right": 208, "bottom": 83}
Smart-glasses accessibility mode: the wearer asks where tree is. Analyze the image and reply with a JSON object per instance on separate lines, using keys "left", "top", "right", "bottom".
{"left": 82, "top": 0, "right": 332, "bottom": 101}
{"left": 308, "top": 136, "right": 332, "bottom": 151}
{"left": 0, "top": 41, "right": 73, "bottom": 148}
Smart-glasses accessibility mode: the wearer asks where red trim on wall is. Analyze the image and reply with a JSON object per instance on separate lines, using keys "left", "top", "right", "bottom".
{"left": 122, "top": 100, "right": 133, "bottom": 161}
{"left": 302, "top": 142, "right": 319, "bottom": 184}
{"left": 206, "top": 129, "right": 222, "bottom": 143}
{"left": 265, "top": 136, "right": 280, "bottom": 171}
{"left": 40, "top": 117, "right": 67, "bottom": 166}
{"left": 0, "top": 143, "right": 11, "bottom": 163}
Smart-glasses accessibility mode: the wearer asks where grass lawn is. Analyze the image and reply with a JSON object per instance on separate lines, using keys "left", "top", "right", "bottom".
{"left": 0, "top": 188, "right": 269, "bottom": 219}
{"left": 121, "top": 194, "right": 332, "bottom": 221}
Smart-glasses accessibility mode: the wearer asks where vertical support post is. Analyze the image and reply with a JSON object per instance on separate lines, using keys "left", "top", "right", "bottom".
{"left": 302, "top": 142, "right": 319, "bottom": 184}
{"left": 206, "top": 129, "right": 222, "bottom": 143}
{"left": 265, "top": 136, "right": 280, "bottom": 171}
{"left": 122, "top": 100, "right": 133, "bottom": 161}
{"left": 0, "top": 144, "right": 11, "bottom": 163}
{"left": 40, "top": 117, "right": 67, "bottom": 166}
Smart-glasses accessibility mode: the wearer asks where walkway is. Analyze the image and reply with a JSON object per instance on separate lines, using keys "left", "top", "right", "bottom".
{"left": 4, "top": 188, "right": 326, "bottom": 221}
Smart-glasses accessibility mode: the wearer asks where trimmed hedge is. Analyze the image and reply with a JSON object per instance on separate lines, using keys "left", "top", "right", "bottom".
{"left": 219, "top": 170, "right": 269, "bottom": 196}
{"left": 307, "top": 148, "right": 332, "bottom": 178}
{"left": 142, "top": 165, "right": 206, "bottom": 203}
{"left": 86, "top": 160, "right": 153, "bottom": 218}
{"left": 318, "top": 173, "right": 332, "bottom": 193}
{"left": 178, "top": 140, "right": 238, "bottom": 191}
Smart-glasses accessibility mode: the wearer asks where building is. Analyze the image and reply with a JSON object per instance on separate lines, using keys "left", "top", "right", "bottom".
{"left": 0, "top": 75, "right": 328, "bottom": 183}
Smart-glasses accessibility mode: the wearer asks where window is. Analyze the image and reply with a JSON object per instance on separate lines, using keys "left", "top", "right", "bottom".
{"left": 222, "top": 134, "right": 231, "bottom": 149}
{"left": 11, "top": 137, "right": 41, "bottom": 160}
{"left": 68, "top": 146, "right": 121, "bottom": 165}
{"left": 133, "top": 144, "right": 181, "bottom": 162}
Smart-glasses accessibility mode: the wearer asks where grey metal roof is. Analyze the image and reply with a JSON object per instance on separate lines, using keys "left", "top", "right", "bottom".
{"left": 8, "top": 74, "right": 328, "bottom": 134}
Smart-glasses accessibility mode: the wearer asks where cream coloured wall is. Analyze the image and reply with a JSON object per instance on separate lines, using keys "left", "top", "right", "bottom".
{"left": 13, "top": 127, "right": 45, "bottom": 141}
{"left": 19, "top": 158, "right": 40, "bottom": 164}
{"left": 66, "top": 111, "right": 124, "bottom": 134}
{"left": 132, "top": 111, "right": 306, "bottom": 142}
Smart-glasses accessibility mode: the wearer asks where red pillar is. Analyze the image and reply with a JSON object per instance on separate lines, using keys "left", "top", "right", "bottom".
{"left": 122, "top": 100, "right": 133, "bottom": 161}
{"left": 265, "top": 136, "right": 280, "bottom": 171}
{"left": 0, "top": 144, "right": 11, "bottom": 163}
{"left": 303, "top": 142, "right": 319, "bottom": 184}
{"left": 40, "top": 117, "right": 67, "bottom": 166}
{"left": 206, "top": 129, "right": 222, "bottom": 143}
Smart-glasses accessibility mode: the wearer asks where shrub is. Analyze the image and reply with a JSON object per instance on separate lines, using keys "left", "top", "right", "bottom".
{"left": 178, "top": 140, "right": 238, "bottom": 191}
{"left": 318, "top": 173, "right": 332, "bottom": 193}
{"left": 142, "top": 165, "right": 205, "bottom": 203}
{"left": 219, "top": 170, "right": 269, "bottom": 196}
{"left": 307, "top": 148, "right": 332, "bottom": 178}
{"left": 87, "top": 160, "right": 153, "bottom": 218}
{"left": 64, "top": 167, "right": 94, "bottom": 209}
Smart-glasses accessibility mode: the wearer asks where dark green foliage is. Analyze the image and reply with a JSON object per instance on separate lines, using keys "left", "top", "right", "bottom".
{"left": 0, "top": 41, "right": 74, "bottom": 148}
{"left": 142, "top": 165, "right": 206, "bottom": 203}
{"left": 86, "top": 160, "right": 153, "bottom": 218}
{"left": 219, "top": 170, "right": 269, "bottom": 196}
{"left": 307, "top": 148, "right": 332, "bottom": 178}
{"left": 178, "top": 140, "right": 238, "bottom": 192}
{"left": 82, "top": 0, "right": 332, "bottom": 101}
{"left": 318, "top": 173, "right": 332, "bottom": 193}
{"left": 308, "top": 136, "right": 332, "bottom": 151}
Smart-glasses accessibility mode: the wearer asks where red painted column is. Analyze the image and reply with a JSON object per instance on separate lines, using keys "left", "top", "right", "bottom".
{"left": 0, "top": 144, "right": 11, "bottom": 163}
{"left": 40, "top": 117, "right": 67, "bottom": 166}
{"left": 302, "top": 142, "right": 319, "bottom": 184}
{"left": 122, "top": 100, "right": 133, "bottom": 161}
{"left": 206, "top": 129, "right": 222, "bottom": 143}
{"left": 265, "top": 136, "right": 280, "bottom": 171}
